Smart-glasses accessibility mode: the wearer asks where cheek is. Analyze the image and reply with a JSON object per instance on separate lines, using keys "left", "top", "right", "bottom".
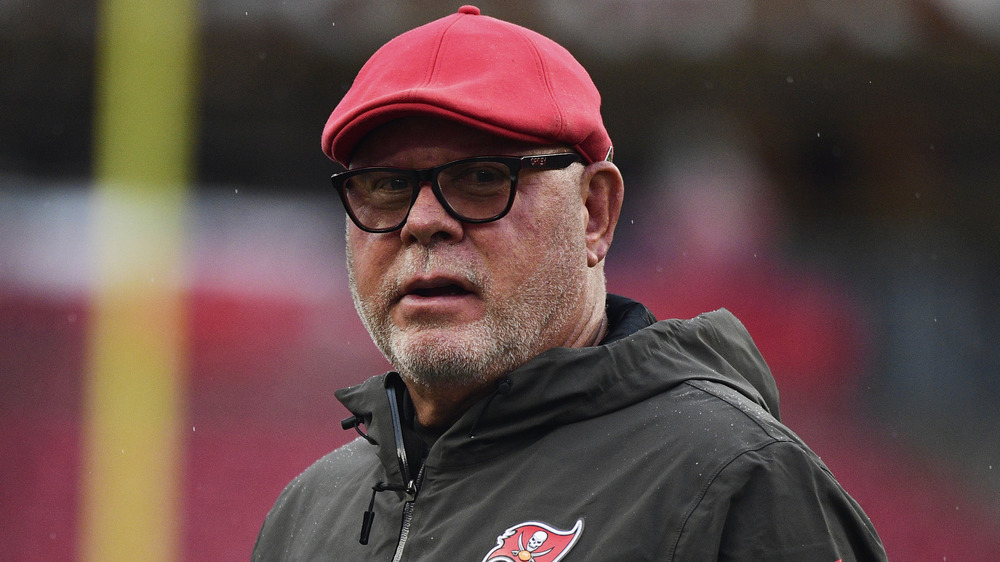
{"left": 478, "top": 205, "right": 572, "bottom": 285}
{"left": 347, "top": 231, "right": 393, "bottom": 297}
{"left": 476, "top": 217, "right": 542, "bottom": 275}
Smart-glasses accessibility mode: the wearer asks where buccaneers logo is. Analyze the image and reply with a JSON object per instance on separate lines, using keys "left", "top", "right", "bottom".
{"left": 482, "top": 519, "right": 584, "bottom": 562}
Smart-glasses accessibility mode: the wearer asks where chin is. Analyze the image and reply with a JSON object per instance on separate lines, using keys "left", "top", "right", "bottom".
{"left": 388, "top": 327, "right": 517, "bottom": 388}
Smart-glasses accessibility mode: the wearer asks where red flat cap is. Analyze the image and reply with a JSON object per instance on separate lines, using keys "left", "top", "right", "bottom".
{"left": 322, "top": 5, "right": 613, "bottom": 165}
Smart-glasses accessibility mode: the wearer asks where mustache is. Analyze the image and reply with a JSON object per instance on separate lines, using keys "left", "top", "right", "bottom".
{"left": 386, "top": 246, "right": 484, "bottom": 298}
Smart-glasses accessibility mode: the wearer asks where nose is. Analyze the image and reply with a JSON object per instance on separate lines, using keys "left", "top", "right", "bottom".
{"left": 399, "top": 182, "right": 463, "bottom": 245}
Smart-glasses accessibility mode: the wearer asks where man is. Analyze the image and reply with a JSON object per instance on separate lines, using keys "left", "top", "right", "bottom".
{"left": 253, "top": 6, "right": 886, "bottom": 561}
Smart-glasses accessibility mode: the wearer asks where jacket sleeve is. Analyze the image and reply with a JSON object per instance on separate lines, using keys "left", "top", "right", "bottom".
{"left": 674, "top": 440, "right": 887, "bottom": 561}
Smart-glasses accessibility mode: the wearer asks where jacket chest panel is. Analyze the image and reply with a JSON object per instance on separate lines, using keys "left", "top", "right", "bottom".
{"left": 383, "top": 407, "right": 723, "bottom": 560}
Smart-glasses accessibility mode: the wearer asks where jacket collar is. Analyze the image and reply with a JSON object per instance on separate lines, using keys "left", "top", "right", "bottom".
{"left": 336, "top": 295, "right": 779, "bottom": 469}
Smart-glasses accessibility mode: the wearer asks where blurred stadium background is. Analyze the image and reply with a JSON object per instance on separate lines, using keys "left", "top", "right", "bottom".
{"left": 2, "top": 0, "right": 999, "bottom": 559}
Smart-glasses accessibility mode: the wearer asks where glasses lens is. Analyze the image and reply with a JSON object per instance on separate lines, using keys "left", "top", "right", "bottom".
{"left": 342, "top": 170, "right": 413, "bottom": 231}
{"left": 437, "top": 161, "right": 513, "bottom": 221}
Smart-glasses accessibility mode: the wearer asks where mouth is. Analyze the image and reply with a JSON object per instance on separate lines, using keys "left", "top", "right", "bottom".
{"left": 409, "top": 284, "right": 470, "bottom": 298}
{"left": 393, "top": 273, "right": 483, "bottom": 322}
{"left": 399, "top": 276, "right": 477, "bottom": 301}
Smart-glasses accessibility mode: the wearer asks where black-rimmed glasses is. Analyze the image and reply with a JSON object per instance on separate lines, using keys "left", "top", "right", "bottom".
{"left": 331, "top": 153, "right": 583, "bottom": 233}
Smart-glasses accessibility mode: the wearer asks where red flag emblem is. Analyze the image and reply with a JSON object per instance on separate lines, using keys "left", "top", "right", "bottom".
{"left": 482, "top": 519, "right": 584, "bottom": 562}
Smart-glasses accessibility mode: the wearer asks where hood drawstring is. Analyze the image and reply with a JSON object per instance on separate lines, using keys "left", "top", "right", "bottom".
{"left": 341, "top": 415, "right": 377, "bottom": 445}
{"left": 358, "top": 381, "right": 422, "bottom": 546}
{"left": 341, "top": 413, "right": 384, "bottom": 543}
{"left": 468, "top": 377, "right": 513, "bottom": 438}
{"left": 356, "top": 375, "right": 513, "bottom": 545}
{"left": 360, "top": 481, "right": 408, "bottom": 545}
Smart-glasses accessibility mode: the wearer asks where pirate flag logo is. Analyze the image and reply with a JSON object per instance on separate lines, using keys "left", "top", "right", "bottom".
{"left": 482, "top": 519, "right": 584, "bottom": 562}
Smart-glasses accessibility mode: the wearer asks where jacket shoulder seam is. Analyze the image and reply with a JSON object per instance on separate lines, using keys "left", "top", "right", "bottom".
{"left": 667, "top": 380, "right": 796, "bottom": 558}
{"left": 683, "top": 378, "right": 787, "bottom": 441}
{"left": 669, "top": 437, "right": 804, "bottom": 559}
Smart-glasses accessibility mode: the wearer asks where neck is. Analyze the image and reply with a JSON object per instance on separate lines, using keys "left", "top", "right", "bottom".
{"left": 561, "top": 276, "right": 610, "bottom": 348}
{"left": 404, "top": 293, "right": 610, "bottom": 429}
{"left": 405, "top": 378, "right": 494, "bottom": 428}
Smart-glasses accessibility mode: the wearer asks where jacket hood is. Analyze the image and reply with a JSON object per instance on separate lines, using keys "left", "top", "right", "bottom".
{"left": 336, "top": 296, "right": 779, "bottom": 469}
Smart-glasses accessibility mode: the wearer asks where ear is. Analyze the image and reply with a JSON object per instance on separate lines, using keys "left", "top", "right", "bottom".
{"left": 580, "top": 161, "right": 624, "bottom": 267}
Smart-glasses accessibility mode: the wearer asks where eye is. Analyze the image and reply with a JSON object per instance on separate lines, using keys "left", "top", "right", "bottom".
{"left": 443, "top": 163, "right": 510, "bottom": 195}
{"left": 465, "top": 166, "right": 506, "bottom": 184}
{"left": 371, "top": 175, "right": 412, "bottom": 193}
{"left": 344, "top": 171, "right": 414, "bottom": 212}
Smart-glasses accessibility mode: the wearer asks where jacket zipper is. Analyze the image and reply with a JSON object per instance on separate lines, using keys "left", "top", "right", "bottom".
{"left": 386, "top": 382, "right": 425, "bottom": 560}
{"left": 391, "top": 463, "right": 424, "bottom": 562}
{"left": 392, "top": 502, "right": 414, "bottom": 562}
